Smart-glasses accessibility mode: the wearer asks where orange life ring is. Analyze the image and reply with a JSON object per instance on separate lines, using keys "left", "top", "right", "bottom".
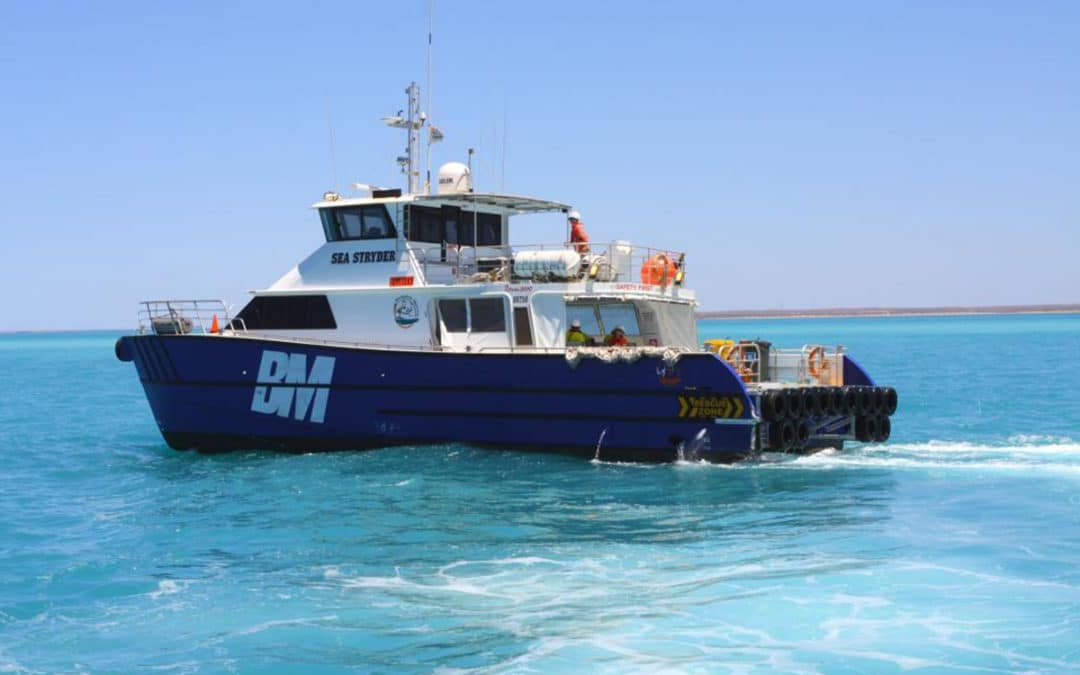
{"left": 727, "top": 344, "right": 755, "bottom": 383}
{"left": 640, "top": 253, "right": 677, "bottom": 286}
{"left": 807, "top": 346, "right": 827, "bottom": 379}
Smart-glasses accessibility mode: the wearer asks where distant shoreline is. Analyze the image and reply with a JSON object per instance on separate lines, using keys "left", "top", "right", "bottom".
{"left": 697, "top": 303, "right": 1080, "bottom": 320}
{"left": 2, "top": 304, "right": 1079, "bottom": 334}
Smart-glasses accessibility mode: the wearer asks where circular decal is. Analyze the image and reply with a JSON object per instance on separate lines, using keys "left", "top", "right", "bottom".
{"left": 393, "top": 295, "right": 420, "bottom": 328}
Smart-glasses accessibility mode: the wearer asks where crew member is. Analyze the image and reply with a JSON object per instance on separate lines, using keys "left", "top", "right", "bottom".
{"left": 566, "top": 319, "right": 588, "bottom": 346}
{"left": 604, "top": 325, "right": 630, "bottom": 347}
{"left": 568, "top": 210, "right": 590, "bottom": 254}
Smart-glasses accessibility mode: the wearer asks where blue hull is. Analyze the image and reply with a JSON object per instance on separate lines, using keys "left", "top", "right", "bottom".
{"left": 116, "top": 335, "right": 764, "bottom": 461}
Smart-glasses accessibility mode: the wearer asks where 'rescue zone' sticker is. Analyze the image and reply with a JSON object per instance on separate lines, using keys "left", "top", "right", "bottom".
{"left": 678, "top": 395, "right": 744, "bottom": 419}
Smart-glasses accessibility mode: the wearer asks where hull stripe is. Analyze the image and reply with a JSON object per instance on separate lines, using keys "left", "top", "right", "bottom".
{"left": 378, "top": 408, "right": 708, "bottom": 424}
{"left": 142, "top": 380, "right": 732, "bottom": 399}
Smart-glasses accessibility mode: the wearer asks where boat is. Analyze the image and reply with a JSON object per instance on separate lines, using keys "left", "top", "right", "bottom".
{"left": 115, "top": 82, "right": 897, "bottom": 462}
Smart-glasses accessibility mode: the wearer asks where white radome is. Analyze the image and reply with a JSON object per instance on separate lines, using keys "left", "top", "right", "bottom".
{"left": 436, "top": 162, "right": 472, "bottom": 195}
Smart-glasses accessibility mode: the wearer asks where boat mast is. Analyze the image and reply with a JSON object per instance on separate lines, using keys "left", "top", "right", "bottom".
{"left": 383, "top": 83, "right": 424, "bottom": 195}
{"left": 407, "top": 82, "right": 421, "bottom": 195}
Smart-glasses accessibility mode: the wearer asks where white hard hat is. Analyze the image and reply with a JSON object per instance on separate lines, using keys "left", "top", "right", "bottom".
{"left": 571, "top": 319, "right": 581, "bottom": 328}
{"left": 568, "top": 210, "right": 581, "bottom": 221}
{"left": 614, "top": 325, "right": 626, "bottom": 333}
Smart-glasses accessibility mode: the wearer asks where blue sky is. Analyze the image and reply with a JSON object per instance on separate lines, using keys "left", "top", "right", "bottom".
{"left": 1, "top": 1, "right": 1077, "bottom": 330}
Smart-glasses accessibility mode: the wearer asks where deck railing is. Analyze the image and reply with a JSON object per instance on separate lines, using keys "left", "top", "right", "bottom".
{"left": 138, "top": 299, "right": 238, "bottom": 336}
{"left": 403, "top": 240, "right": 686, "bottom": 286}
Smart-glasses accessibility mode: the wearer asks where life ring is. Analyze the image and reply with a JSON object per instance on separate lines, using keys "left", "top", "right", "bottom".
{"left": 727, "top": 344, "right": 755, "bottom": 383}
{"left": 726, "top": 343, "right": 743, "bottom": 369}
{"left": 807, "top": 346, "right": 827, "bottom": 380}
{"left": 640, "top": 253, "right": 677, "bottom": 286}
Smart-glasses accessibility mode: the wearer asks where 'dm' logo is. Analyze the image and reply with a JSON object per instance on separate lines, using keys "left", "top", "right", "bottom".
{"left": 250, "top": 350, "right": 336, "bottom": 423}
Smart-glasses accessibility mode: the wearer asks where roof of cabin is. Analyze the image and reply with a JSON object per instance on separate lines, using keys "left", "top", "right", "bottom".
{"left": 312, "top": 192, "right": 571, "bottom": 215}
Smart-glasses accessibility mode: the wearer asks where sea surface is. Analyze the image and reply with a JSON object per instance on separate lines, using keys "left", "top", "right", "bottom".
{"left": 1, "top": 315, "right": 1078, "bottom": 673}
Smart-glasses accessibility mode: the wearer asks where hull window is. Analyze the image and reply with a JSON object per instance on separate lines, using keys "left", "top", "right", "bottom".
{"left": 233, "top": 295, "right": 337, "bottom": 330}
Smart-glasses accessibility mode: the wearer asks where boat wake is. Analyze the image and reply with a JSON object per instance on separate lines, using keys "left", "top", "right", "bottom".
{"left": 758, "top": 435, "right": 1080, "bottom": 475}
{"left": 588, "top": 435, "right": 1080, "bottom": 475}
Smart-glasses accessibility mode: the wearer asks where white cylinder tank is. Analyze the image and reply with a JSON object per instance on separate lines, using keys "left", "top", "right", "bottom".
{"left": 437, "top": 162, "right": 473, "bottom": 195}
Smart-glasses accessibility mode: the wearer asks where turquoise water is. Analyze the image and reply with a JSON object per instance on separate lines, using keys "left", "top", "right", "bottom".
{"left": 2, "top": 315, "right": 1078, "bottom": 673}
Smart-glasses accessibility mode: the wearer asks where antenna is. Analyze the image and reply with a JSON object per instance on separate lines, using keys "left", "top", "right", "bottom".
{"left": 326, "top": 99, "right": 339, "bottom": 193}
{"left": 425, "top": 0, "right": 434, "bottom": 193}
{"left": 501, "top": 103, "right": 507, "bottom": 191}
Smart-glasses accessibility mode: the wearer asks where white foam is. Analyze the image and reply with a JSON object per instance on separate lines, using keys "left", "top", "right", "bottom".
{"left": 886, "top": 439, "right": 1080, "bottom": 457}
{"left": 229, "top": 615, "right": 338, "bottom": 638}
{"left": 737, "top": 439, "right": 1080, "bottom": 476}
{"left": 149, "top": 579, "right": 188, "bottom": 599}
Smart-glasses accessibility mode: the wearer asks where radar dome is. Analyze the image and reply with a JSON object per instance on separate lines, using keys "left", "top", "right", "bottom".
{"left": 436, "top": 161, "right": 472, "bottom": 195}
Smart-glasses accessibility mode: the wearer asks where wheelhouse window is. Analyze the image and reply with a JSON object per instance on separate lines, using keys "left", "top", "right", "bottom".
{"left": 320, "top": 205, "right": 397, "bottom": 241}
{"left": 233, "top": 295, "right": 337, "bottom": 330}
{"left": 406, "top": 205, "right": 503, "bottom": 246}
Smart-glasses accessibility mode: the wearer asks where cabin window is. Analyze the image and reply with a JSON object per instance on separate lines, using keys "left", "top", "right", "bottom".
{"left": 470, "top": 298, "right": 506, "bottom": 333}
{"left": 437, "top": 298, "right": 507, "bottom": 334}
{"left": 406, "top": 205, "right": 503, "bottom": 246}
{"left": 598, "top": 303, "right": 641, "bottom": 336}
{"left": 233, "top": 295, "right": 337, "bottom": 330}
{"left": 567, "top": 301, "right": 641, "bottom": 338}
{"left": 320, "top": 205, "right": 397, "bottom": 241}
{"left": 438, "top": 299, "right": 468, "bottom": 332}
{"left": 566, "top": 302, "right": 603, "bottom": 336}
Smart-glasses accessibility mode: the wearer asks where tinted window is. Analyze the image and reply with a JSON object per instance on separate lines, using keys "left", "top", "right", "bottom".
{"left": 439, "top": 299, "right": 467, "bottom": 332}
{"left": 320, "top": 205, "right": 397, "bottom": 241}
{"left": 411, "top": 207, "right": 442, "bottom": 242}
{"left": 513, "top": 307, "right": 532, "bottom": 346}
{"left": 470, "top": 298, "right": 506, "bottom": 333}
{"left": 406, "top": 205, "right": 502, "bottom": 246}
{"left": 234, "top": 295, "right": 337, "bottom": 330}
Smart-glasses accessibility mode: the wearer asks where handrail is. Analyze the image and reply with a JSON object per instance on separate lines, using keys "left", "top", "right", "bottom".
{"left": 403, "top": 244, "right": 429, "bottom": 286}
{"left": 401, "top": 239, "right": 687, "bottom": 286}
{"left": 138, "top": 299, "right": 235, "bottom": 336}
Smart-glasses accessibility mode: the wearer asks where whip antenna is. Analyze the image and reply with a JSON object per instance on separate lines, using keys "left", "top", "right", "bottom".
{"left": 326, "top": 98, "right": 339, "bottom": 193}
{"left": 425, "top": 0, "right": 434, "bottom": 193}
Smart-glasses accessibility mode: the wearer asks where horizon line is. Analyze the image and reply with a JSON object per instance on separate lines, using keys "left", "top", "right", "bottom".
{"left": 697, "top": 302, "right": 1080, "bottom": 320}
{"left": 2, "top": 303, "right": 1079, "bottom": 334}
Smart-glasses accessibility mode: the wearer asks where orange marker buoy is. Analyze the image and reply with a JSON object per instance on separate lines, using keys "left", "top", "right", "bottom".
{"left": 209, "top": 314, "right": 219, "bottom": 334}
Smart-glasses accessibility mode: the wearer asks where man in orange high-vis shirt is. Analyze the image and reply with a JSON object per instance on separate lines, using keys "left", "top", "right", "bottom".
{"left": 568, "top": 210, "right": 590, "bottom": 253}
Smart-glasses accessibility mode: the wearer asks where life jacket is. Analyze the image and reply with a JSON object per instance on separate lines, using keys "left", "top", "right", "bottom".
{"left": 605, "top": 333, "right": 629, "bottom": 346}
{"left": 566, "top": 328, "right": 588, "bottom": 345}
{"left": 570, "top": 220, "right": 590, "bottom": 253}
